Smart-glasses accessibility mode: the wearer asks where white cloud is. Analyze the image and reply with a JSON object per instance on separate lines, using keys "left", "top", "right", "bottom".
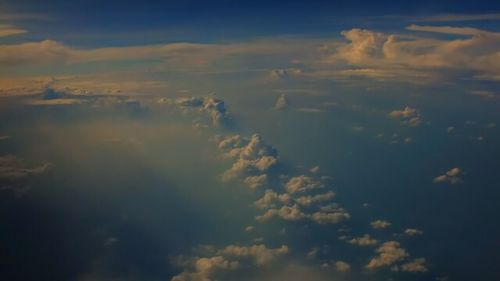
{"left": 244, "top": 174, "right": 269, "bottom": 189}
{"left": 295, "top": 191, "right": 335, "bottom": 206}
{"left": 433, "top": 167, "right": 462, "bottom": 184}
{"left": 217, "top": 244, "right": 289, "bottom": 266}
{"left": 217, "top": 134, "right": 278, "bottom": 186}
{"left": 347, "top": 234, "right": 378, "bottom": 246}
{"left": 371, "top": 220, "right": 392, "bottom": 229}
{"left": 334, "top": 261, "right": 351, "bottom": 272}
{"left": 388, "top": 106, "right": 422, "bottom": 127}
{"left": 285, "top": 175, "right": 325, "bottom": 194}
{"left": 393, "top": 258, "right": 428, "bottom": 273}
{"left": 404, "top": 228, "right": 424, "bottom": 236}
{"left": 256, "top": 204, "right": 308, "bottom": 222}
{"left": 366, "top": 241, "right": 409, "bottom": 270}
{"left": 171, "top": 244, "right": 289, "bottom": 281}
{"left": 0, "top": 24, "right": 27, "bottom": 38}
{"left": 254, "top": 190, "right": 291, "bottom": 209}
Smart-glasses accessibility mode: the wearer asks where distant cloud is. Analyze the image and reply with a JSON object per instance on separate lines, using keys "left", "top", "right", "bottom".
{"left": 0, "top": 155, "right": 52, "bottom": 196}
{"left": 285, "top": 175, "right": 325, "bottom": 194}
{"left": 244, "top": 174, "right": 269, "bottom": 189}
{"left": 347, "top": 234, "right": 378, "bottom": 246}
{"left": 433, "top": 167, "right": 462, "bottom": 184}
{"left": 388, "top": 106, "right": 422, "bottom": 127}
{"left": 371, "top": 220, "right": 392, "bottom": 229}
{"left": 393, "top": 258, "right": 428, "bottom": 273}
{"left": 172, "top": 96, "right": 231, "bottom": 128}
{"left": 0, "top": 24, "right": 27, "bottom": 37}
{"left": 366, "top": 241, "right": 409, "bottom": 270}
{"left": 274, "top": 94, "right": 289, "bottom": 110}
{"left": 171, "top": 244, "right": 288, "bottom": 281}
{"left": 334, "top": 261, "right": 351, "bottom": 272}
{"left": 404, "top": 228, "right": 424, "bottom": 236}
{"left": 217, "top": 134, "right": 278, "bottom": 187}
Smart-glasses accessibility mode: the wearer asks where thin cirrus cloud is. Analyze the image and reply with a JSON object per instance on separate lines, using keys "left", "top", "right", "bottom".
{"left": 1, "top": 23, "right": 499, "bottom": 89}
{"left": 0, "top": 24, "right": 26, "bottom": 37}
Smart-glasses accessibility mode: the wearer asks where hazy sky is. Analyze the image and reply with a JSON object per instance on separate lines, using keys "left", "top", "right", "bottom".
{"left": 1, "top": 1, "right": 499, "bottom": 281}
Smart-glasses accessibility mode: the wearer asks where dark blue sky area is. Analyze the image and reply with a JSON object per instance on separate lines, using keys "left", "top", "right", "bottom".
{"left": 2, "top": 0, "right": 500, "bottom": 46}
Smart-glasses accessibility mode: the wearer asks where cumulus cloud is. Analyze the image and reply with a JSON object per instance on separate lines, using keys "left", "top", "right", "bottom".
{"left": 244, "top": 174, "right": 269, "bottom": 189}
{"left": 295, "top": 191, "right": 335, "bottom": 207}
{"left": 254, "top": 190, "right": 291, "bottom": 209}
{"left": 217, "top": 244, "right": 289, "bottom": 266}
{"left": 285, "top": 175, "right": 325, "bottom": 194}
{"left": 172, "top": 96, "right": 231, "bottom": 128}
{"left": 256, "top": 204, "right": 309, "bottom": 222}
{"left": 217, "top": 134, "right": 278, "bottom": 187}
{"left": 433, "top": 167, "right": 462, "bottom": 184}
{"left": 397, "top": 258, "right": 428, "bottom": 273}
{"left": 366, "top": 241, "right": 409, "bottom": 270}
{"left": 334, "top": 261, "right": 351, "bottom": 272}
{"left": 171, "top": 244, "right": 289, "bottom": 281}
{"left": 347, "top": 234, "right": 378, "bottom": 246}
{"left": 388, "top": 106, "right": 422, "bottom": 127}
{"left": 371, "top": 220, "right": 392, "bottom": 229}
{"left": 323, "top": 25, "right": 500, "bottom": 82}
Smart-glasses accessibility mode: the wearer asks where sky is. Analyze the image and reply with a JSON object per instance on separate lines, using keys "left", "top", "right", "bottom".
{"left": 0, "top": 1, "right": 500, "bottom": 281}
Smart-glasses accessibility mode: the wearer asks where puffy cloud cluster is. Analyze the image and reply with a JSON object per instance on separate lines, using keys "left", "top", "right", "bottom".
{"left": 171, "top": 244, "right": 289, "bottom": 281}
{"left": 347, "top": 234, "right": 378, "bottom": 246}
{"left": 255, "top": 175, "right": 349, "bottom": 225}
{"left": 365, "top": 241, "right": 409, "bottom": 270}
{"left": 324, "top": 25, "right": 500, "bottom": 82}
{"left": 285, "top": 175, "right": 325, "bottom": 194}
{"left": 388, "top": 106, "right": 422, "bottom": 127}
{"left": 217, "top": 134, "right": 278, "bottom": 187}
{"left": 0, "top": 155, "right": 52, "bottom": 195}
{"left": 173, "top": 96, "right": 231, "bottom": 128}
{"left": 395, "top": 258, "right": 428, "bottom": 273}
{"left": 433, "top": 167, "right": 462, "bottom": 184}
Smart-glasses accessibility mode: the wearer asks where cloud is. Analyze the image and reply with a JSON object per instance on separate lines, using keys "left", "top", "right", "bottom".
{"left": 295, "top": 192, "right": 335, "bottom": 207}
{"left": 0, "top": 24, "right": 27, "bottom": 38}
{"left": 433, "top": 167, "right": 462, "bottom": 184}
{"left": 393, "top": 258, "right": 428, "bottom": 273}
{"left": 171, "top": 244, "right": 289, "bottom": 281}
{"left": 285, "top": 175, "right": 325, "bottom": 194}
{"left": 244, "top": 174, "right": 269, "bottom": 189}
{"left": 347, "top": 234, "right": 378, "bottom": 246}
{"left": 321, "top": 25, "right": 500, "bottom": 82}
{"left": 404, "top": 228, "right": 424, "bottom": 236}
{"left": 255, "top": 190, "right": 291, "bottom": 209}
{"left": 371, "top": 220, "right": 392, "bottom": 229}
{"left": 217, "top": 244, "right": 289, "bottom": 266}
{"left": 172, "top": 96, "right": 231, "bottom": 128}
{"left": 334, "top": 261, "right": 351, "bottom": 272}
{"left": 310, "top": 208, "right": 351, "bottom": 224}
{"left": 388, "top": 106, "right": 422, "bottom": 127}
{"left": 274, "top": 94, "right": 289, "bottom": 110}
{"left": 366, "top": 241, "right": 409, "bottom": 270}
{"left": 256, "top": 204, "right": 309, "bottom": 222}
{"left": 217, "top": 134, "right": 278, "bottom": 186}
{"left": 0, "top": 155, "right": 52, "bottom": 195}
